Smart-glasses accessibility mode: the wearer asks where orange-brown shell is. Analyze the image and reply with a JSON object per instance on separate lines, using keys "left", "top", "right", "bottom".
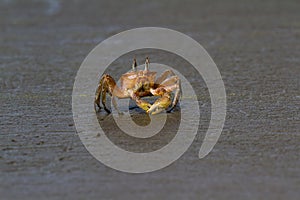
{"left": 120, "top": 70, "right": 157, "bottom": 90}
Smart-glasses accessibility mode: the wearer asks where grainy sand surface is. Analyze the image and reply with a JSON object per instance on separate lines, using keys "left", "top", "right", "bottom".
{"left": 1, "top": 0, "right": 299, "bottom": 199}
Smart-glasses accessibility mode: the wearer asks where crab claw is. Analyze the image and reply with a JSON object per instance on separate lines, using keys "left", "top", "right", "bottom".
{"left": 147, "top": 94, "right": 171, "bottom": 115}
{"left": 136, "top": 99, "right": 152, "bottom": 112}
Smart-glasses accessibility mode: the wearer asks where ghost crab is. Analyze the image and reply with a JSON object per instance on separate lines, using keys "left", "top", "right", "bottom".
{"left": 94, "top": 57, "right": 181, "bottom": 115}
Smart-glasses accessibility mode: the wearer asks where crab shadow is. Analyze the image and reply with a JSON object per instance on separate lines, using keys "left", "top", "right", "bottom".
{"left": 95, "top": 100, "right": 181, "bottom": 153}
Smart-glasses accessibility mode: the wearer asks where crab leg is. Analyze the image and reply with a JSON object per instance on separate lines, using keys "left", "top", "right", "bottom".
{"left": 94, "top": 74, "right": 105, "bottom": 110}
{"left": 159, "top": 75, "right": 181, "bottom": 112}
{"left": 160, "top": 75, "right": 179, "bottom": 87}
{"left": 167, "top": 79, "right": 181, "bottom": 112}
{"left": 155, "top": 69, "right": 176, "bottom": 84}
{"left": 101, "top": 84, "right": 111, "bottom": 113}
{"left": 94, "top": 74, "right": 129, "bottom": 113}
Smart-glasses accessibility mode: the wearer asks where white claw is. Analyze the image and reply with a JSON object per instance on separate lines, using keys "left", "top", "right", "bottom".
{"left": 150, "top": 108, "right": 165, "bottom": 115}
{"left": 147, "top": 104, "right": 164, "bottom": 115}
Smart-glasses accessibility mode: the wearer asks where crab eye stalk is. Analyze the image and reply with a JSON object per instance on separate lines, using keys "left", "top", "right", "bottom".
{"left": 144, "top": 57, "right": 149, "bottom": 71}
{"left": 132, "top": 58, "right": 137, "bottom": 71}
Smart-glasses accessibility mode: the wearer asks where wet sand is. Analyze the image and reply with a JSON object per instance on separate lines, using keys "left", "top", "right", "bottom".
{"left": 1, "top": 0, "right": 299, "bottom": 199}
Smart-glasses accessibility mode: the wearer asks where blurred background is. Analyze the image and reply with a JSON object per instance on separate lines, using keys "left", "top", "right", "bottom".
{"left": 0, "top": 0, "right": 299, "bottom": 199}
